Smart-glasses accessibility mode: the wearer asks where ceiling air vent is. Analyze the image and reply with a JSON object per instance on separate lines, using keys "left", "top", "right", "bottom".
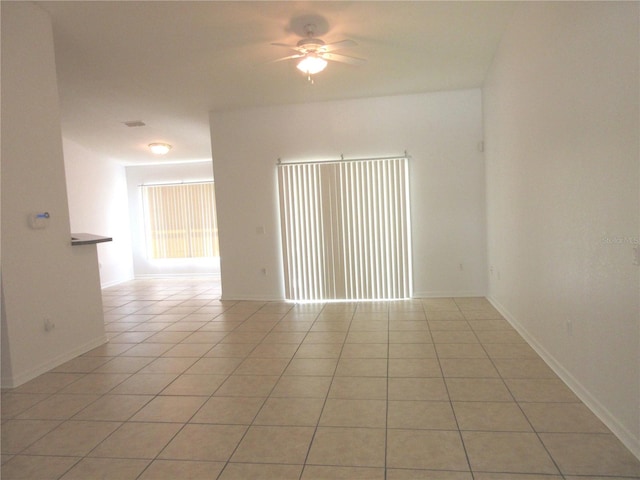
{"left": 123, "top": 120, "right": 146, "bottom": 127}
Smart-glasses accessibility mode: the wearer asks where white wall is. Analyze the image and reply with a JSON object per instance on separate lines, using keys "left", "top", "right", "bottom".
{"left": 484, "top": 2, "right": 639, "bottom": 456}
{"left": 126, "top": 161, "right": 219, "bottom": 277}
{"left": 1, "top": 2, "right": 107, "bottom": 387}
{"left": 64, "top": 138, "right": 134, "bottom": 287}
{"left": 210, "top": 90, "right": 487, "bottom": 300}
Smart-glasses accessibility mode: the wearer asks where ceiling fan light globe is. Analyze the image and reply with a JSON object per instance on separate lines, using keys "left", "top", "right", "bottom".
{"left": 296, "top": 55, "right": 327, "bottom": 75}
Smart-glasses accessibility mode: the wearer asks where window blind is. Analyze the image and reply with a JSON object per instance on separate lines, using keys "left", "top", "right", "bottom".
{"left": 278, "top": 157, "right": 412, "bottom": 301}
{"left": 141, "top": 182, "right": 219, "bottom": 259}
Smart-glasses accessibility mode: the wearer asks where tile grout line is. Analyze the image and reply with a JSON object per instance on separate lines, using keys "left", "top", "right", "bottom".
{"left": 457, "top": 299, "right": 567, "bottom": 479}
{"left": 4, "top": 281, "right": 639, "bottom": 478}
{"left": 183, "top": 301, "right": 298, "bottom": 480}
{"left": 431, "top": 300, "right": 476, "bottom": 480}
{"left": 298, "top": 301, "right": 356, "bottom": 478}
{"left": 106, "top": 289, "right": 237, "bottom": 480}
{"left": 104, "top": 295, "right": 236, "bottom": 480}
{"left": 227, "top": 305, "right": 300, "bottom": 477}
{"left": 384, "top": 302, "right": 390, "bottom": 480}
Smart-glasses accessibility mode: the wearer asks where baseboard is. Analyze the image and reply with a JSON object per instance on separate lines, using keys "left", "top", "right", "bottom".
{"left": 220, "top": 293, "right": 489, "bottom": 302}
{"left": 488, "top": 296, "right": 640, "bottom": 461}
{"left": 103, "top": 273, "right": 221, "bottom": 289}
{"left": 220, "top": 294, "right": 284, "bottom": 302}
{"left": 134, "top": 273, "right": 221, "bottom": 278}
{"left": 100, "top": 277, "right": 134, "bottom": 289}
{"left": 412, "top": 290, "right": 487, "bottom": 298}
{"left": 219, "top": 292, "right": 491, "bottom": 302}
{"left": 1, "top": 335, "right": 108, "bottom": 389}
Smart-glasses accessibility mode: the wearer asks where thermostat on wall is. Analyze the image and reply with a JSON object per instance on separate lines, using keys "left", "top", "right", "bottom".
{"left": 29, "top": 212, "right": 50, "bottom": 229}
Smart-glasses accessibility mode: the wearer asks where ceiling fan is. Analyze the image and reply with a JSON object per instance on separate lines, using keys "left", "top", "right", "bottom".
{"left": 272, "top": 24, "right": 366, "bottom": 82}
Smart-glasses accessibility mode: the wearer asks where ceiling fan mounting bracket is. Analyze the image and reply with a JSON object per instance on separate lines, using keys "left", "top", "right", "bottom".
{"left": 289, "top": 15, "right": 329, "bottom": 37}
{"left": 303, "top": 23, "right": 317, "bottom": 37}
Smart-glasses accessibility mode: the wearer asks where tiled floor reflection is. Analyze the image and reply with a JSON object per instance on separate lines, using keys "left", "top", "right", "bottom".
{"left": 2, "top": 276, "right": 640, "bottom": 479}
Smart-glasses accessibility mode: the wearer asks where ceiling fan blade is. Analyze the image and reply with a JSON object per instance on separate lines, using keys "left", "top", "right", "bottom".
{"left": 323, "top": 52, "right": 366, "bottom": 66}
{"left": 321, "top": 39, "right": 358, "bottom": 52}
{"left": 271, "top": 42, "right": 300, "bottom": 52}
{"left": 270, "top": 54, "right": 304, "bottom": 63}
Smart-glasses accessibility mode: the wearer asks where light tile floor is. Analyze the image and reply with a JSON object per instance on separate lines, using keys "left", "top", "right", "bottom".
{"left": 2, "top": 276, "right": 640, "bottom": 479}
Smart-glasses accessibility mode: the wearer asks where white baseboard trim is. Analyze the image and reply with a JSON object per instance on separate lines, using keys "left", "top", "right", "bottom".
{"left": 100, "top": 277, "right": 134, "bottom": 289}
{"left": 413, "top": 290, "right": 487, "bottom": 298}
{"left": 134, "top": 273, "right": 221, "bottom": 279}
{"left": 1, "top": 335, "right": 109, "bottom": 389}
{"left": 488, "top": 296, "right": 640, "bottom": 461}
{"left": 221, "top": 294, "right": 284, "bottom": 302}
{"left": 221, "top": 292, "right": 489, "bottom": 302}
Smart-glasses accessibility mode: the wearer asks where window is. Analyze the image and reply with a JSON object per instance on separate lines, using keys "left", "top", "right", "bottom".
{"left": 278, "top": 157, "right": 412, "bottom": 301}
{"left": 141, "top": 182, "right": 219, "bottom": 259}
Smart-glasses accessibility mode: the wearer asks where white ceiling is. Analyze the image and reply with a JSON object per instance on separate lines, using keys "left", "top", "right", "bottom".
{"left": 37, "top": 1, "right": 516, "bottom": 164}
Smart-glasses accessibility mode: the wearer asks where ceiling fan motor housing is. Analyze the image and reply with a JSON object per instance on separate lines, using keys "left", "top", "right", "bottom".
{"left": 297, "top": 37, "right": 325, "bottom": 53}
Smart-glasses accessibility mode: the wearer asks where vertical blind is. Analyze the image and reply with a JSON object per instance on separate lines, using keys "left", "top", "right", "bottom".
{"left": 141, "top": 182, "right": 219, "bottom": 259}
{"left": 278, "top": 157, "right": 412, "bottom": 301}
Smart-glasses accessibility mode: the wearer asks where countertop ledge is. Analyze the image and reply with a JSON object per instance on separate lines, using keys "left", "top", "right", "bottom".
{"left": 71, "top": 233, "right": 113, "bottom": 246}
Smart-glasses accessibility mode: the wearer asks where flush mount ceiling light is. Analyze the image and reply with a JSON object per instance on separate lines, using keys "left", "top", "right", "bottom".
{"left": 148, "top": 143, "right": 172, "bottom": 155}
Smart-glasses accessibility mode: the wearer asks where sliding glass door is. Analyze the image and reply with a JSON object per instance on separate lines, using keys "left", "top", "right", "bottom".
{"left": 278, "top": 157, "right": 412, "bottom": 301}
